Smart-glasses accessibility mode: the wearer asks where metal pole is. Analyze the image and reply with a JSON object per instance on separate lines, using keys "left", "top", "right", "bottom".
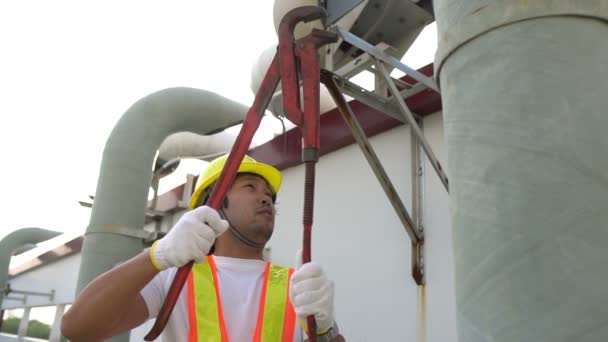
{"left": 49, "top": 304, "right": 66, "bottom": 342}
{"left": 322, "top": 71, "right": 421, "bottom": 244}
{"left": 376, "top": 61, "right": 449, "bottom": 192}
{"left": 6, "top": 288, "right": 54, "bottom": 300}
{"left": 17, "top": 307, "right": 31, "bottom": 341}
{"left": 337, "top": 27, "right": 439, "bottom": 92}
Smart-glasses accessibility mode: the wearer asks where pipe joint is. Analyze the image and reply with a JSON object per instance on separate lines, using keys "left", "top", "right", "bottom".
{"left": 85, "top": 224, "right": 157, "bottom": 243}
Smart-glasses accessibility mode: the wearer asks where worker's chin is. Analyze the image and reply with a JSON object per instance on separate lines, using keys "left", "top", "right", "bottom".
{"left": 255, "top": 225, "right": 274, "bottom": 243}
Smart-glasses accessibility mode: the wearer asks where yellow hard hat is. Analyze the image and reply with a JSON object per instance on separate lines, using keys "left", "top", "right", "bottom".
{"left": 189, "top": 154, "right": 282, "bottom": 209}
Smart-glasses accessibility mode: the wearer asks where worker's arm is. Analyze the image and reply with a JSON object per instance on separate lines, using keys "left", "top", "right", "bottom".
{"left": 61, "top": 206, "right": 228, "bottom": 341}
{"left": 61, "top": 251, "right": 157, "bottom": 341}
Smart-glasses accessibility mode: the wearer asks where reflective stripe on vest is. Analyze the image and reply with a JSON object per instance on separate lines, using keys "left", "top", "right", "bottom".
{"left": 187, "top": 256, "right": 296, "bottom": 342}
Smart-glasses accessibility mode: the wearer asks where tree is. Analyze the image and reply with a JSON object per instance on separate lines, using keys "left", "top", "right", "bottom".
{"left": 0, "top": 317, "right": 19, "bottom": 333}
{"left": 27, "top": 319, "right": 51, "bottom": 339}
{"left": 1, "top": 317, "right": 51, "bottom": 339}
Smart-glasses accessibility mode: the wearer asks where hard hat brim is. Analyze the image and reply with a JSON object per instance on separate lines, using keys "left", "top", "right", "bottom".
{"left": 189, "top": 161, "right": 282, "bottom": 209}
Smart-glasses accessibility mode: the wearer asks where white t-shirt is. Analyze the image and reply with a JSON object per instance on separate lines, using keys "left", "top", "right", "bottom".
{"left": 141, "top": 256, "right": 304, "bottom": 342}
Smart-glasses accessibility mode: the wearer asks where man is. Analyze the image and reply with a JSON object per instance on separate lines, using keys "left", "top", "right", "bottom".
{"left": 62, "top": 154, "right": 344, "bottom": 341}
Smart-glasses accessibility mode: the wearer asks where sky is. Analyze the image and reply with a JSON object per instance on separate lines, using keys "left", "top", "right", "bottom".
{"left": 0, "top": 0, "right": 282, "bottom": 239}
{"left": 0, "top": 0, "right": 437, "bottom": 324}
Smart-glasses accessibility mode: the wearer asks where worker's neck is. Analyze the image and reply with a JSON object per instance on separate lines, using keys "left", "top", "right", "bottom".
{"left": 213, "top": 237, "right": 265, "bottom": 260}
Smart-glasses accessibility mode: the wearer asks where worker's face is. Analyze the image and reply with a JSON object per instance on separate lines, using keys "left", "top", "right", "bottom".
{"left": 224, "top": 174, "right": 276, "bottom": 244}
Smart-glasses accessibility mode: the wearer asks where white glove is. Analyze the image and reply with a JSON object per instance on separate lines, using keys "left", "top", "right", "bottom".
{"left": 149, "top": 206, "right": 228, "bottom": 270}
{"left": 290, "top": 251, "right": 335, "bottom": 333}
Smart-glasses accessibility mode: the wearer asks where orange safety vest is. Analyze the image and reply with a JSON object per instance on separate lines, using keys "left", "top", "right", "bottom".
{"left": 186, "top": 255, "right": 296, "bottom": 342}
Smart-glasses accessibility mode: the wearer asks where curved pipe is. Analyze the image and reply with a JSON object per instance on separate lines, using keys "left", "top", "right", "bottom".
{"left": 153, "top": 131, "right": 241, "bottom": 178}
{"left": 157, "top": 131, "right": 240, "bottom": 164}
{"left": 434, "top": 1, "right": 608, "bottom": 341}
{"left": 75, "top": 87, "right": 248, "bottom": 342}
{"left": 0, "top": 228, "right": 61, "bottom": 309}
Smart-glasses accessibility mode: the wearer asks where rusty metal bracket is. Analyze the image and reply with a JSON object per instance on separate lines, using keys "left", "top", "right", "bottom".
{"left": 412, "top": 241, "right": 425, "bottom": 285}
{"left": 322, "top": 26, "right": 451, "bottom": 286}
{"left": 322, "top": 69, "right": 431, "bottom": 285}
{"left": 375, "top": 61, "right": 449, "bottom": 192}
{"left": 323, "top": 70, "right": 421, "bottom": 244}
{"left": 411, "top": 120, "right": 425, "bottom": 284}
{"left": 336, "top": 27, "right": 439, "bottom": 92}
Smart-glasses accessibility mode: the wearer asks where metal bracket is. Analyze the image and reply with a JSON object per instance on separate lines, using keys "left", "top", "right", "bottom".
{"left": 411, "top": 117, "right": 426, "bottom": 285}
{"left": 411, "top": 241, "right": 425, "bottom": 285}
{"left": 320, "top": 28, "right": 451, "bottom": 285}
{"left": 337, "top": 27, "right": 439, "bottom": 92}
{"left": 323, "top": 71, "right": 429, "bottom": 284}
{"left": 177, "top": 174, "right": 196, "bottom": 209}
{"left": 334, "top": 41, "right": 393, "bottom": 78}
{"left": 331, "top": 73, "right": 406, "bottom": 122}
{"left": 5, "top": 295, "right": 26, "bottom": 303}
{"left": 80, "top": 197, "right": 167, "bottom": 225}
{"left": 5, "top": 284, "right": 55, "bottom": 301}
{"left": 86, "top": 224, "right": 157, "bottom": 243}
{"left": 323, "top": 71, "right": 421, "bottom": 245}
{"left": 332, "top": 27, "right": 448, "bottom": 191}
{"left": 375, "top": 61, "right": 449, "bottom": 192}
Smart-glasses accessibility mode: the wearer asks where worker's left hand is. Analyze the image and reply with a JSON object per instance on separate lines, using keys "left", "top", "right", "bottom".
{"left": 290, "top": 251, "right": 335, "bottom": 333}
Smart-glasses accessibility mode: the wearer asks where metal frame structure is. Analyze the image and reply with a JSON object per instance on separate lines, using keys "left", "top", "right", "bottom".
{"left": 320, "top": 27, "right": 449, "bottom": 285}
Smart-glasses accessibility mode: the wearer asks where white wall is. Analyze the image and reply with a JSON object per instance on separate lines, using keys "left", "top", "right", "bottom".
{"left": 3, "top": 254, "right": 81, "bottom": 310}
{"left": 268, "top": 112, "right": 457, "bottom": 341}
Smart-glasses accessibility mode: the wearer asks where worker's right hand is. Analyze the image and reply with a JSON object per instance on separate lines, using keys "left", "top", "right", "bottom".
{"left": 149, "top": 206, "right": 229, "bottom": 271}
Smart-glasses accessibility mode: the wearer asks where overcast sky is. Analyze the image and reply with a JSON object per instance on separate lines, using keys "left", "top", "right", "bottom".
{"left": 0, "top": 1, "right": 281, "bottom": 239}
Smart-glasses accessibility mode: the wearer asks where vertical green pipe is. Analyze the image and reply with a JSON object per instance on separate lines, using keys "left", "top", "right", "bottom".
{"left": 76, "top": 87, "right": 247, "bottom": 342}
{"left": 434, "top": 1, "right": 608, "bottom": 341}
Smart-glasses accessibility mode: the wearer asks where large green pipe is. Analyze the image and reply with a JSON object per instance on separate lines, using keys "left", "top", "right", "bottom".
{"left": 75, "top": 87, "right": 247, "bottom": 342}
{"left": 433, "top": 1, "right": 608, "bottom": 341}
{"left": 0, "top": 228, "right": 61, "bottom": 309}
